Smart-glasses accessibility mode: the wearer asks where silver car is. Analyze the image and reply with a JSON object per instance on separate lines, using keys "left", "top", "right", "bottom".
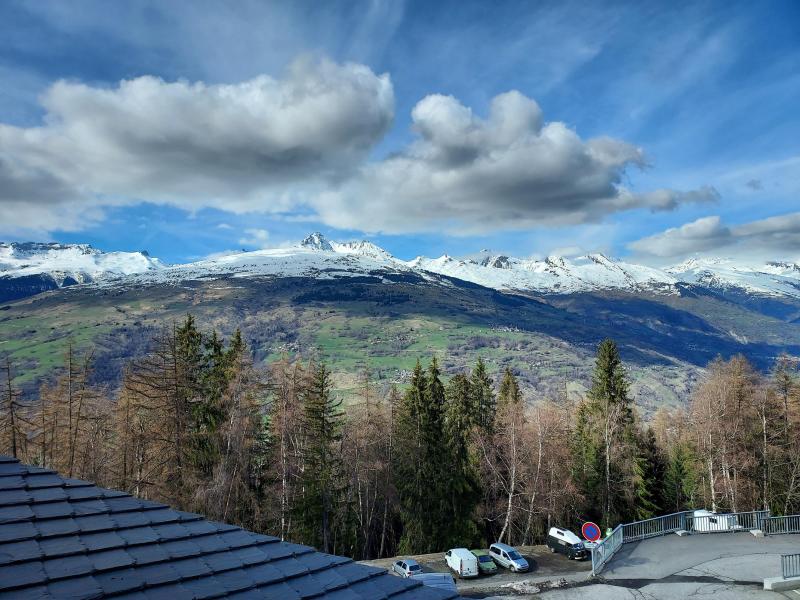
{"left": 489, "top": 542, "right": 530, "bottom": 572}
{"left": 391, "top": 558, "right": 422, "bottom": 578}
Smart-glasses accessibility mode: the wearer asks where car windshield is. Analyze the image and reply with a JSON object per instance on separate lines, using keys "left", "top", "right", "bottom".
{"left": 478, "top": 555, "right": 493, "bottom": 563}
{"left": 409, "top": 565, "right": 421, "bottom": 571}
{"left": 508, "top": 551, "right": 522, "bottom": 560}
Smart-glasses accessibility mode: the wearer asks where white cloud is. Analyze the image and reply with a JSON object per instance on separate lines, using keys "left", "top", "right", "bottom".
{"left": 238, "top": 228, "right": 270, "bottom": 248}
{"left": 312, "top": 90, "right": 717, "bottom": 234}
{"left": 0, "top": 66, "right": 717, "bottom": 238}
{"left": 0, "top": 57, "right": 394, "bottom": 233}
{"left": 628, "top": 212, "right": 800, "bottom": 261}
{"left": 628, "top": 216, "right": 732, "bottom": 258}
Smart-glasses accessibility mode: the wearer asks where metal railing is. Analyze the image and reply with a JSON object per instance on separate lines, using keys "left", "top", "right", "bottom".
{"left": 764, "top": 514, "right": 800, "bottom": 535}
{"left": 590, "top": 509, "right": 771, "bottom": 576}
{"left": 590, "top": 524, "right": 623, "bottom": 575}
{"left": 622, "top": 511, "right": 688, "bottom": 542}
{"left": 685, "top": 510, "right": 769, "bottom": 534}
{"left": 782, "top": 553, "right": 800, "bottom": 579}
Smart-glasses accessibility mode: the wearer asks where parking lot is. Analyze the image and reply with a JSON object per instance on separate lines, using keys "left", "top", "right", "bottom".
{"left": 364, "top": 533, "right": 800, "bottom": 598}
{"left": 360, "top": 544, "right": 592, "bottom": 596}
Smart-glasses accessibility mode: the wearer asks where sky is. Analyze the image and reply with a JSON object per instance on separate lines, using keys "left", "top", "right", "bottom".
{"left": 0, "top": 0, "right": 798, "bottom": 264}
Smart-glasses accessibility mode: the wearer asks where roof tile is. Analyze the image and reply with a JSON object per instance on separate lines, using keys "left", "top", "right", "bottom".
{"left": 0, "top": 539, "right": 41, "bottom": 564}
{"left": 0, "top": 560, "right": 46, "bottom": 589}
{"left": 43, "top": 553, "right": 94, "bottom": 579}
{"left": 90, "top": 548, "right": 136, "bottom": 571}
{"left": 40, "top": 535, "right": 87, "bottom": 557}
{"left": 47, "top": 574, "right": 104, "bottom": 599}
{"left": 0, "top": 456, "right": 459, "bottom": 599}
{"left": 93, "top": 567, "right": 145, "bottom": 595}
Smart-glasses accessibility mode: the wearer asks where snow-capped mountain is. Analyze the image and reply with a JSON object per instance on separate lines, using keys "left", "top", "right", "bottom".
{"left": 4, "top": 234, "right": 800, "bottom": 301}
{"left": 0, "top": 242, "right": 164, "bottom": 285}
{"left": 409, "top": 251, "right": 678, "bottom": 295}
{"left": 666, "top": 258, "right": 800, "bottom": 298}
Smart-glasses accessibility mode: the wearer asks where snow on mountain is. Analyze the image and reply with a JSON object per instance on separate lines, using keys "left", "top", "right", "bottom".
{"left": 121, "top": 233, "right": 417, "bottom": 287}
{"left": 0, "top": 242, "right": 164, "bottom": 285}
{"left": 5, "top": 234, "right": 800, "bottom": 300}
{"left": 300, "top": 232, "right": 334, "bottom": 252}
{"left": 408, "top": 250, "right": 677, "bottom": 294}
{"left": 666, "top": 257, "right": 800, "bottom": 297}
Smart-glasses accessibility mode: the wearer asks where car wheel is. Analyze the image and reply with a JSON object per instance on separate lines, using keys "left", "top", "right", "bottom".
{"left": 549, "top": 546, "right": 555, "bottom": 553}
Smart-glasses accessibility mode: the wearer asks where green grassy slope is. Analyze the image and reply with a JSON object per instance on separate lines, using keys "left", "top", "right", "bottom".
{"left": 2, "top": 273, "right": 799, "bottom": 412}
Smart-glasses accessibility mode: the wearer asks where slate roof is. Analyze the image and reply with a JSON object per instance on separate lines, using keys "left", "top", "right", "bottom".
{"left": 0, "top": 456, "right": 459, "bottom": 599}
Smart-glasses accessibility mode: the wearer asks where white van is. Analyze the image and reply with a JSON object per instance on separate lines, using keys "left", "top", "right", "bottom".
{"left": 690, "top": 509, "right": 742, "bottom": 532}
{"left": 445, "top": 547, "right": 479, "bottom": 578}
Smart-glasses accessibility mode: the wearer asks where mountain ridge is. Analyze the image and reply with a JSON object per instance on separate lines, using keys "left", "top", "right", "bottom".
{"left": 3, "top": 233, "right": 799, "bottom": 301}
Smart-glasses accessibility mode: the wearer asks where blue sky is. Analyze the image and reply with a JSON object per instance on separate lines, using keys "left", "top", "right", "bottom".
{"left": 0, "top": 0, "right": 798, "bottom": 264}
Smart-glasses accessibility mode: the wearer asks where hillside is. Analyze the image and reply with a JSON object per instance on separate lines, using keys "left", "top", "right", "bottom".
{"left": 2, "top": 233, "right": 800, "bottom": 410}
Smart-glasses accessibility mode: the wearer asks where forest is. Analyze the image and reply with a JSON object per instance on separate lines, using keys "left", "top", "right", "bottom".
{"left": 1, "top": 314, "right": 799, "bottom": 560}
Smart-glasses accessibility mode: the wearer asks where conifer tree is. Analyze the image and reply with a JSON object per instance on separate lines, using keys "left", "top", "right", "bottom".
{"left": 443, "top": 373, "right": 481, "bottom": 546}
{"left": 575, "top": 339, "right": 643, "bottom": 527}
{"left": 470, "top": 358, "right": 495, "bottom": 436}
{"left": 498, "top": 367, "right": 522, "bottom": 408}
{"left": 295, "top": 363, "right": 344, "bottom": 553}
{"left": 193, "top": 330, "right": 226, "bottom": 477}
{"left": 394, "top": 358, "right": 453, "bottom": 553}
{"left": 663, "top": 441, "right": 698, "bottom": 512}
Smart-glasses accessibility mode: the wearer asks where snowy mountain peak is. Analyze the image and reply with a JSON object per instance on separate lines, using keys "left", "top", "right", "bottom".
{"left": 300, "top": 232, "right": 334, "bottom": 251}
{"left": 4, "top": 236, "right": 800, "bottom": 301}
{"left": 331, "top": 240, "right": 395, "bottom": 261}
{"left": 480, "top": 255, "right": 512, "bottom": 269}
{"left": 0, "top": 241, "right": 164, "bottom": 286}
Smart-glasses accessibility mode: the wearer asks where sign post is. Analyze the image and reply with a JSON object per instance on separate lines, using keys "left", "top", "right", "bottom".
{"left": 582, "top": 521, "right": 601, "bottom": 543}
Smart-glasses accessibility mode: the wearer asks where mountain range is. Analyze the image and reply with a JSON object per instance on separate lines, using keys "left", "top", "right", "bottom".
{"left": 2, "top": 234, "right": 799, "bottom": 410}
{"left": 4, "top": 235, "right": 800, "bottom": 300}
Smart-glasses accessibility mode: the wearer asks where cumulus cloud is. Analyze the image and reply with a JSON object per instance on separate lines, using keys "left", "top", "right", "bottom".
{"left": 311, "top": 90, "right": 717, "bottom": 233}
{"left": 0, "top": 57, "right": 394, "bottom": 232}
{"left": 629, "top": 212, "right": 800, "bottom": 261}
{"left": 1, "top": 68, "right": 717, "bottom": 237}
{"left": 628, "top": 216, "right": 733, "bottom": 257}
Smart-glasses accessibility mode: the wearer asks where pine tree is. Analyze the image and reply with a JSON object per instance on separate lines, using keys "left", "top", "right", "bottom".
{"left": 443, "top": 373, "right": 481, "bottom": 547}
{"left": 663, "top": 442, "right": 698, "bottom": 512}
{"left": 636, "top": 428, "right": 665, "bottom": 518}
{"left": 394, "top": 358, "right": 453, "bottom": 553}
{"left": 576, "top": 339, "right": 644, "bottom": 527}
{"left": 498, "top": 367, "right": 521, "bottom": 408}
{"left": 295, "top": 363, "right": 344, "bottom": 553}
{"left": 193, "top": 330, "right": 226, "bottom": 477}
{"left": 470, "top": 358, "right": 495, "bottom": 436}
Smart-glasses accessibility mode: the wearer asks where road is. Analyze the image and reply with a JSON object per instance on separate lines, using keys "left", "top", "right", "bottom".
{"left": 532, "top": 532, "right": 800, "bottom": 599}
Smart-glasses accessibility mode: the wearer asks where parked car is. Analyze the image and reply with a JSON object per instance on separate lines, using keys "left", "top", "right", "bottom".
{"left": 415, "top": 573, "right": 458, "bottom": 593}
{"left": 391, "top": 558, "right": 422, "bottom": 578}
{"left": 690, "top": 509, "right": 742, "bottom": 532}
{"left": 546, "top": 527, "right": 588, "bottom": 560}
{"left": 445, "top": 547, "right": 479, "bottom": 578}
{"left": 488, "top": 542, "right": 530, "bottom": 572}
{"left": 470, "top": 549, "right": 498, "bottom": 574}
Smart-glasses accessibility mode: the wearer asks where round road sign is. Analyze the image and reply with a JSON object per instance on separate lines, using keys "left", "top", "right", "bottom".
{"left": 582, "top": 521, "right": 601, "bottom": 542}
